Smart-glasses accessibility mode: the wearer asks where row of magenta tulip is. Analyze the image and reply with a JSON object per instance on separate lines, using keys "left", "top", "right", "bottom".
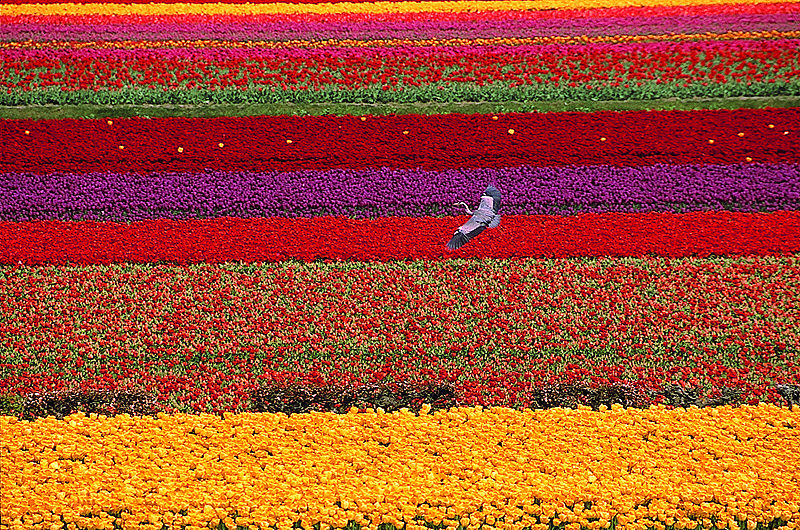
{"left": 3, "top": 109, "right": 797, "bottom": 174}
{"left": 4, "top": 2, "right": 797, "bottom": 42}
{"left": 5, "top": 12, "right": 797, "bottom": 42}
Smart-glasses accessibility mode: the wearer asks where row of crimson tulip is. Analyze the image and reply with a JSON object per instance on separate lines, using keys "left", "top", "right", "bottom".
{"left": 3, "top": 40, "right": 798, "bottom": 105}
{"left": 3, "top": 109, "right": 797, "bottom": 173}
{"left": 1, "top": 256, "right": 796, "bottom": 414}
{"left": 2, "top": 212, "right": 799, "bottom": 264}
{"left": 4, "top": 163, "right": 798, "bottom": 222}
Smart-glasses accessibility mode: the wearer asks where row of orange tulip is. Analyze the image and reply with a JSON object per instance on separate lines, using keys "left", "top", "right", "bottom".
{"left": 2, "top": 404, "right": 799, "bottom": 530}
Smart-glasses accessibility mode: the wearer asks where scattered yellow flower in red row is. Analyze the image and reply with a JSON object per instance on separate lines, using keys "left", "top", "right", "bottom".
{"left": 5, "top": 31, "right": 799, "bottom": 50}
{"left": 1, "top": 404, "right": 799, "bottom": 530}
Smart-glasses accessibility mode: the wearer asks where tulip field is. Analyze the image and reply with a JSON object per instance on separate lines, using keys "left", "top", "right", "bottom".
{"left": 2, "top": 0, "right": 800, "bottom": 526}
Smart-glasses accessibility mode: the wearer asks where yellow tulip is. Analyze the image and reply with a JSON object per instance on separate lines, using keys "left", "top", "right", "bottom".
{"left": 1, "top": 404, "right": 798, "bottom": 529}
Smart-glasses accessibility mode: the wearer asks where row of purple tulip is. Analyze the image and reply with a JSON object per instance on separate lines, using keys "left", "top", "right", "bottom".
{"left": 3, "top": 163, "right": 798, "bottom": 221}
{"left": 5, "top": 13, "right": 796, "bottom": 42}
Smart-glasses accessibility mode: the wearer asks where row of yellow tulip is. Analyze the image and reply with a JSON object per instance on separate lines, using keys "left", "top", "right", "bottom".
{"left": 4, "top": 0, "right": 794, "bottom": 16}
{"left": 2, "top": 404, "right": 799, "bottom": 530}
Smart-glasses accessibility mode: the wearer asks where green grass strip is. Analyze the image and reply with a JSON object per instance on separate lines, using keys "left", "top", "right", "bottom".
{"left": 2, "top": 96, "right": 800, "bottom": 120}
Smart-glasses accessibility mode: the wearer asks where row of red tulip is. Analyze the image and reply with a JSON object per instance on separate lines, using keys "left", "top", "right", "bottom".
{"left": 3, "top": 212, "right": 799, "bottom": 264}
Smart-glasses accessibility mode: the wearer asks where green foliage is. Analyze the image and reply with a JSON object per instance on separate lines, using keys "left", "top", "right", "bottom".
{"left": 2, "top": 96, "right": 799, "bottom": 121}
{"left": 2, "top": 81, "right": 799, "bottom": 108}
{"left": 0, "top": 393, "right": 24, "bottom": 416}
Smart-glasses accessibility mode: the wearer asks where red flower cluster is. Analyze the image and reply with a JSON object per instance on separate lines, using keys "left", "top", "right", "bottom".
{"left": 2, "top": 109, "right": 797, "bottom": 173}
{"left": 5, "top": 42, "right": 797, "bottom": 95}
{"left": 2, "top": 212, "right": 799, "bottom": 265}
{"left": 1, "top": 257, "right": 796, "bottom": 414}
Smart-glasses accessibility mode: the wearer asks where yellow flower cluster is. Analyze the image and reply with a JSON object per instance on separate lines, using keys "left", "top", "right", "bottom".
{"left": 5, "top": 31, "right": 800, "bottom": 50}
{"left": 2, "top": 404, "right": 799, "bottom": 530}
{"left": 4, "top": 0, "right": 793, "bottom": 17}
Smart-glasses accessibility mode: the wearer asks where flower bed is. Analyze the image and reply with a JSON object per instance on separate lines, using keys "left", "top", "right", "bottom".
{"left": 3, "top": 40, "right": 799, "bottom": 106}
{"left": 3, "top": 0, "right": 799, "bottom": 106}
{"left": 3, "top": 1, "right": 795, "bottom": 16}
{"left": 3, "top": 3, "right": 797, "bottom": 41}
{"left": 3, "top": 212, "right": 800, "bottom": 264}
{"left": 2, "top": 0, "right": 800, "bottom": 522}
{"left": 1, "top": 257, "right": 797, "bottom": 414}
{"left": 3, "top": 109, "right": 798, "bottom": 174}
{"left": 3, "top": 405, "right": 800, "bottom": 530}
{"left": 2, "top": 163, "right": 799, "bottom": 221}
